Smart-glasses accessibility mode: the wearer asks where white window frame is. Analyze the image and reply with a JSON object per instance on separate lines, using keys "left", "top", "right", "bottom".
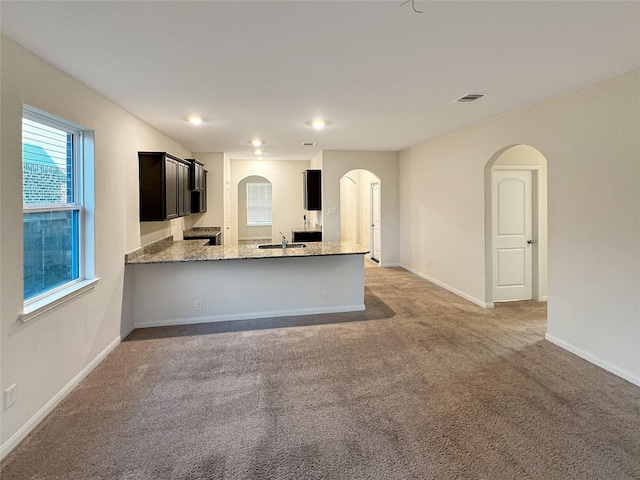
{"left": 20, "top": 106, "right": 99, "bottom": 323}
{"left": 246, "top": 182, "right": 272, "bottom": 227}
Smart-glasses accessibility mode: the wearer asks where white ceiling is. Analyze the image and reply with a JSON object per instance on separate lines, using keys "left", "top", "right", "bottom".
{"left": 2, "top": 1, "right": 639, "bottom": 160}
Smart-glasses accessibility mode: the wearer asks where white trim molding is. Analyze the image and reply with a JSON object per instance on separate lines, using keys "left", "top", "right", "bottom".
{"left": 401, "top": 264, "right": 492, "bottom": 309}
{"left": 20, "top": 278, "right": 100, "bottom": 323}
{"left": 0, "top": 335, "right": 121, "bottom": 460}
{"left": 135, "top": 304, "right": 366, "bottom": 329}
{"left": 545, "top": 333, "right": 640, "bottom": 388}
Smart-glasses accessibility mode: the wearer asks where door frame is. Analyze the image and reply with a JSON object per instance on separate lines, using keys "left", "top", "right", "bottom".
{"left": 370, "top": 181, "right": 381, "bottom": 263}
{"left": 486, "top": 164, "right": 545, "bottom": 306}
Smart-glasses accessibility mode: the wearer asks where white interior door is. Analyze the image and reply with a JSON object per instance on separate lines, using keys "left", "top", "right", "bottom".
{"left": 370, "top": 182, "right": 381, "bottom": 262}
{"left": 492, "top": 170, "right": 533, "bottom": 301}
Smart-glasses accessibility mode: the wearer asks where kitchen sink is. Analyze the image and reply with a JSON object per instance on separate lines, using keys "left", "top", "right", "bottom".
{"left": 258, "top": 243, "right": 307, "bottom": 249}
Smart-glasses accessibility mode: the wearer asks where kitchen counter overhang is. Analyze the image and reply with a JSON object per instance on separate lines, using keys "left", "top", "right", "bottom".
{"left": 124, "top": 239, "right": 370, "bottom": 329}
{"left": 125, "top": 238, "right": 369, "bottom": 264}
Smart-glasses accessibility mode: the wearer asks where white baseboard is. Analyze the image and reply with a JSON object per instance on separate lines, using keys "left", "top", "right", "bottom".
{"left": 0, "top": 335, "right": 122, "bottom": 460}
{"left": 379, "top": 262, "right": 400, "bottom": 268}
{"left": 134, "top": 304, "right": 366, "bottom": 329}
{"left": 400, "top": 264, "right": 491, "bottom": 309}
{"left": 545, "top": 333, "right": 640, "bottom": 388}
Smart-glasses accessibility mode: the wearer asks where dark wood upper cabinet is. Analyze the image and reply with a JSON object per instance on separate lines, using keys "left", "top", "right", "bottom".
{"left": 138, "top": 152, "right": 191, "bottom": 221}
{"left": 186, "top": 159, "right": 207, "bottom": 214}
{"left": 303, "top": 169, "right": 321, "bottom": 211}
{"left": 189, "top": 159, "right": 206, "bottom": 191}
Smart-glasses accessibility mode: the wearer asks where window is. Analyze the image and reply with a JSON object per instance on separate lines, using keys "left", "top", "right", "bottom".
{"left": 21, "top": 106, "right": 96, "bottom": 321}
{"left": 246, "top": 182, "right": 272, "bottom": 226}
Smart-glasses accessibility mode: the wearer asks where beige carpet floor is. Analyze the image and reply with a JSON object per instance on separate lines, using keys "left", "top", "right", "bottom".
{"left": 2, "top": 263, "right": 639, "bottom": 479}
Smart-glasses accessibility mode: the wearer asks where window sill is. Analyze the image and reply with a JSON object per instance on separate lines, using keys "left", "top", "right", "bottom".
{"left": 20, "top": 278, "right": 101, "bottom": 324}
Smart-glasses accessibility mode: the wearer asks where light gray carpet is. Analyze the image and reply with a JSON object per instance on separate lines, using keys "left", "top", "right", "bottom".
{"left": 2, "top": 264, "right": 639, "bottom": 479}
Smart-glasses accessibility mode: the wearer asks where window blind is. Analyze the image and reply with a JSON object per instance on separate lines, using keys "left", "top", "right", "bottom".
{"left": 246, "top": 183, "right": 272, "bottom": 226}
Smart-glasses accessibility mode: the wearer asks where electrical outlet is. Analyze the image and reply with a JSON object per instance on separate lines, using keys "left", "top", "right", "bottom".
{"left": 195, "top": 300, "right": 202, "bottom": 311}
{"left": 426, "top": 258, "right": 431, "bottom": 267}
{"left": 4, "top": 384, "right": 16, "bottom": 409}
{"left": 321, "top": 292, "right": 328, "bottom": 302}
{"left": 328, "top": 208, "right": 337, "bottom": 214}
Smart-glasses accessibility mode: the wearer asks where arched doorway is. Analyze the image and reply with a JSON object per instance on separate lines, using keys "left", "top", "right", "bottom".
{"left": 237, "top": 175, "right": 272, "bottom": 245}
{"left": 485, "top": 145, "right": 548, "bottom": 305}
{"left": 340, "top": 169, "right": 381, "bottom": 263}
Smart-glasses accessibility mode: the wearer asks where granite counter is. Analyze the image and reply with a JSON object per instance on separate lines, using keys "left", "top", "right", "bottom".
{"left": 125, "top": 238, "right": 369, "bottom": 264}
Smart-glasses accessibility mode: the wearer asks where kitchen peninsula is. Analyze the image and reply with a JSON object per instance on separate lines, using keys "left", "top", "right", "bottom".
{"left": 125, "top": 238, "right": 369, "bottom": 328}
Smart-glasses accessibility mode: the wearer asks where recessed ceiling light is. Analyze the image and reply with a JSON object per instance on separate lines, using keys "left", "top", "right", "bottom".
{"left": 250, "top": 139, "right": 263, "bottom": 147}
{"left": 254, "top": 149, "right": 263, "bottom": 155}
{"left": 188, "top": 115, "right": 203, "bottom": 125}
{"left": 311, "top": 119, "right": 326, "bottom": 129}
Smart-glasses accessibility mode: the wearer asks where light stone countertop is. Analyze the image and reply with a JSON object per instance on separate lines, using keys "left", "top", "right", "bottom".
{"left": 125, "top": 238, "right": 369, "bottom": 265}
{"left": 183, "top": 227, "right": 222, "bottom": 238}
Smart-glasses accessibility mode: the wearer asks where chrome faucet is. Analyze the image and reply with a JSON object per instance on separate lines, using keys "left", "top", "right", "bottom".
{"left": 279, "top": 232, "right": 288, "bottom": 250}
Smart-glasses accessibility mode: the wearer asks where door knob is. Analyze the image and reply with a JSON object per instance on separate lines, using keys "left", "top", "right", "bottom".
{"left": 527, "top": 239, "right": 535, "bottom": 245}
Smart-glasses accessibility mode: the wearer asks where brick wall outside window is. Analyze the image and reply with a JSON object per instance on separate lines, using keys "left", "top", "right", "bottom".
{"left": 22, "top": 163, "right": 67, "bottom": 204}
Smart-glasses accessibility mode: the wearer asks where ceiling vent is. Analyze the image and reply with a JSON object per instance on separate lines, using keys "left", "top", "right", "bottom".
{"left": 302, "top": 142, "right": 316, "bottom": 146}
{"left": 455, "top": 93, "right": 486, "bottom": 103}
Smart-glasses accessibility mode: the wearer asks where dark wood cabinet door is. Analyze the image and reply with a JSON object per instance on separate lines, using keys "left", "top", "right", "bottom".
{"left": 188, "top": 160, "right": 208, "bottom": 214}
{"left": 303, "top": 170, "right": 321, "bottom": 211}
{"left": 164, "top": 156, "right": 179, "bottom": 219}
{"left": 177, "top": 161, "right": 190, "bottom": 217}
{"left": 195, "top": 164, "right": 204, "bottom": 191}
{"left": 200, "top": 171, "right": 207, "bottom": 212}
{"left": 188, "top": 159, "right": 205, "bottom": 191}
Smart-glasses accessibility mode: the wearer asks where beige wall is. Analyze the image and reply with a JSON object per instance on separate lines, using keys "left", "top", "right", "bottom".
{"left": 399, "top": 70, "right": 640, "bottom": 385}
{"left": 321, "top": 151, "right": 400, "bottom": 266}
{"left": 0, "top": 36, "right": 192, "bottom": 454}
{"left": 229, "top": 160, "right": 309, "bottom": 244}
{"left": 340, "top": 175, "right": 358, "bottom": 243}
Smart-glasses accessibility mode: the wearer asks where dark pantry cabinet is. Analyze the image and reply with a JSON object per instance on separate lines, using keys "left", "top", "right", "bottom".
{"left": 138, "top": 152, "right": 191, "bottom": 221}
{"left": 303, "top": 169, "right": 321, "bottom": 211}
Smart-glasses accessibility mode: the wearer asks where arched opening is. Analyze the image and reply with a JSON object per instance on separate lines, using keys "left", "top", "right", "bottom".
{"left": 237, "top": 175, "right": 272, "bottom": 245}
{"left": 485, "top": 145, "right": 548, "bottom": 306}
{"left": 340, "top": 169, "right": 381, "bottom": 263}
